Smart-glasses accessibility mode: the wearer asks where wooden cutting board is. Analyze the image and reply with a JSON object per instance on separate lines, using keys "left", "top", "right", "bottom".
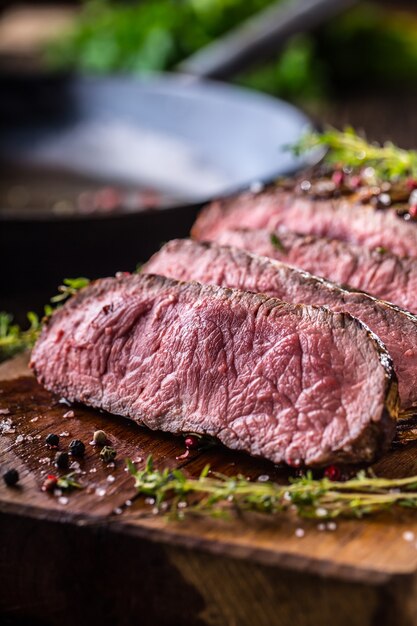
{"left": 2, "top": 354, "right": 417, "bottom": 626}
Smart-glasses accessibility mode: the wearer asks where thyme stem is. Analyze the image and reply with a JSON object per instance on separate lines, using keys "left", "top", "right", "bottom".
{"left": 128, "top": 457, "right": 417, "bottom": 520}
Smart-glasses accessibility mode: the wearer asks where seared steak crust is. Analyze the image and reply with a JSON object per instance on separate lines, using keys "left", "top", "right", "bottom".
{"left": 144, "top": 239, "right": 417, "bottom": 416}
{"left": 31, "top": 273, "right": 397, "bottom": 466}
{"left": 192, "top": 188, "right": 417, "bottom": 258}
{"left": 216, "top": 228, "right": 417, "bottom": 316}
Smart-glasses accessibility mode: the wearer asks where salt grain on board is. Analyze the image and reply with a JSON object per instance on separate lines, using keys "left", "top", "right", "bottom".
{"left": 403, "top": 531, "right": 415, "bottom": 542}
{"left": 0, "top": 418, "right": 15, "bottom": 434}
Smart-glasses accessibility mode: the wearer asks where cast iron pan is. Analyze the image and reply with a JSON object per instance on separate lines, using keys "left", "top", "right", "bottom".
{"left": 0, "top": 72, "right": 317, "bottom": 316}
{"left": 0, "top": 0, "right": 358, "bottom": 315}
{"left": 1, "top": 0, "right": 360, "bottom": 315}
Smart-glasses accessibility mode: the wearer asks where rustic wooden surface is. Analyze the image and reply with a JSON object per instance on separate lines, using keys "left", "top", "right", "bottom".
{"left": 2, "top": 355, "right": 417, "bottom": 626}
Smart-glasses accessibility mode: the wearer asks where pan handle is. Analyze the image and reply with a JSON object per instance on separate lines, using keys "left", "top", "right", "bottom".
{"left": 177, "top": 0, "right": 358, "bottom": 80}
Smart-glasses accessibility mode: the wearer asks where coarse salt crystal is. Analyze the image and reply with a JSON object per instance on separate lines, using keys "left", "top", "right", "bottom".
{"left": 316, "top": 508, "right": 328, "bottom": 518}
{"left": 295, "top": 528, "right": 305, "bottom": 538}
{"left": 113, "top": 507, "right": 123, "bottom": 515}
{"left": 250, "top": 180, "right": 264, "bottom": 194}
{"left": 327, "top": 522, "right": 337, "bottom": 531}
{"left": 59, "top": 431, "right": 70, "bottom": 437}
{"left": 63, "top": 410, "right": 75, "bottom": 418}
{"left": 0, "top": 418, "right": 15, "bottom": 434}
{"left": 95, "top": 487, "right": 106, "bottom": 497}
{"left": 257, "top": 474, "right": 270, "bottom": 482}
{"left": 107, "top": 475, "right": 115, "bottom": 483}
{"left": 58, "top": 496, "right": 69, "bottom": 505}
{"left": 403, "top": 531, "right": 415, "bottom": 542}
{"left": 317, "top": 523, "right": 326, "bottom": 531}
{"left": 125, "top": 500, "right": 132, "bottom": 507}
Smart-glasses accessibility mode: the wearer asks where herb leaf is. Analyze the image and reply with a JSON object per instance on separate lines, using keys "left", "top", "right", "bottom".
{"left": 50, "top": 277, "right": 90, "bottom": 304}
{"left": 0, "top": 311, "right": 41, "bottom": 362}
{"left": 128, "top": 456, "right": 417, "bottom": 520}
{"left": 292, "top": 127, "right": 417, "bottom": 181}
{"left": 57, "top": 473, "right": 83, "bottom": 491}
{"left": 270, "top": 233, "right": 286, "bottom": 253}
{"left": 0, "top": 277, "right": 90, "bottom": 362}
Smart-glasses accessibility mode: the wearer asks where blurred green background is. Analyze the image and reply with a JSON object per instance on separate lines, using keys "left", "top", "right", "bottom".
{"left": 43, "top": 0, "right": 417, "bottom": 105}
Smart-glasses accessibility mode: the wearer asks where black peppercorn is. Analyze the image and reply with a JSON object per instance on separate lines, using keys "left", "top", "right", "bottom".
{"left": 69, "top": 439, "right": 85, "bottom": 458}
{"left": 45, "top": 433, "right": 59, "bottom": 448}
{"left": 55, "top": 451, "right": 69, "bottom": 470}
{"left": 3, "top": 468, "right": 19, "bottom": 487}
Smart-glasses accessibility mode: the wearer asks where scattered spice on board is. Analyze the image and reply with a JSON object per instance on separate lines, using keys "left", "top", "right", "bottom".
{"left": 45, "top": 433, "right": 59, "bottom": 448}
{"left": 3, "top": 468, "right": 19, "bottom": 487}
{"left": 69, "top": 439, "right": 85, "bottom": 458}
{"left": 100, "top": 446, "right": 117, "bottom": 463}
{"left": 93, "top": 430, "right": 108, "bottom": 446}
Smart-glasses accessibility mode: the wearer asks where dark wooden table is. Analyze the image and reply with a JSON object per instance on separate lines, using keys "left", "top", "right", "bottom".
{"left": 3, "top": 355, "right": 417, "bottom": 626}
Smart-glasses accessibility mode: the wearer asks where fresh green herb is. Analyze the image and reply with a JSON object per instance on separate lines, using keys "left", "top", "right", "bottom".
{"left": 270, "top": 233, "right": 286, "bottom": 253}
{"left": 56, "top": 472, "right": 83, "bottom": 491}
{"left": 375, "top": 246, "right": 388, "bottom": 255}
{"left": 50, "top": 277, "right": 90, "bottom": 304}
{"left": 0, "top": 311, "right": 41, "bottom": 362}
{"left": 293, "top": 127, "right": 417, "bottom": 181}
{"left": 43, "top": 3, "right": 417, "bottom": 104}
{"left": 128, "top": 456, "right": 417, "bottom": 520}
{"left": 0, "top": 277, "right": 90, "bottom": 362}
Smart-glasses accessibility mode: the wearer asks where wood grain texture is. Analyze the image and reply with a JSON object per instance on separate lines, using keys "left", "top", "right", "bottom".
{"left": 2, "top": 355, "right": 417, "bottom": 625}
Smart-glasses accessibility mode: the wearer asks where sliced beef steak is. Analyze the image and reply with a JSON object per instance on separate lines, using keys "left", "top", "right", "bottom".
{"left": 144, "top": 239, "right": 417, "bottom": 416}
{"left": 30, "top": 273, "right": 398, "bottom": 466}
{"left": 216, "top": 228, "right": 417, "bottom": 316}
{"left": 192, "top": 188, "right": 417, "bottom": 258}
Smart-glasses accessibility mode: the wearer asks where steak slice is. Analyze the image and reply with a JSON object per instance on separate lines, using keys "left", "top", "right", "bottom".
{"left": 191, "top": 188, "right": 417, "bottom": 258}
{"left": 30, "top": 273, "right": 398, "bottom": 466}
{"left": 216, "top": 228, "right": 417, "bottom": 316}
{"left": 144, "top": 239, "right": 417, "bottom": 416}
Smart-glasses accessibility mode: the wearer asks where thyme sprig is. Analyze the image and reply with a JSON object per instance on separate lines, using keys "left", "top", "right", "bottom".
{"left": 293, "top": 127, "right": 417, "bottom": 181}
{"left": 0, "top": 277, "right": 90, "bottom": 362}
{"left": 128, "top": 456, "right": 417, "bottom": 520}
{"left": 0, "top": 311, "right": 41, "bottom": 362}
{"left": 49, "top": 277, "right": 90, "bottom": 305}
